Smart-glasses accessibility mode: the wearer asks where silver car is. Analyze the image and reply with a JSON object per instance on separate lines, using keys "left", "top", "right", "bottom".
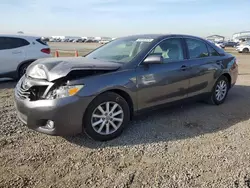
{"left": 14, "top": 34, "right": 238, "bottom": 141}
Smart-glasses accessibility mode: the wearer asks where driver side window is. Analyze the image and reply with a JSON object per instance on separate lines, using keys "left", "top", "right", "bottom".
{"left": 150, "top": 38, "right": 184, "bottom": 63}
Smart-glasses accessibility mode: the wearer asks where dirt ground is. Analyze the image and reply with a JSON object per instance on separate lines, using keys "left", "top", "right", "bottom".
{"left": 1, "top": 47, "right": 250, "bottom": 188}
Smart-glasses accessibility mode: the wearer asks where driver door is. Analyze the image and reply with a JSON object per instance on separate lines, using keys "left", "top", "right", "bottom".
{"left": 136, "top": 38, "right": 192, "bottom": 111}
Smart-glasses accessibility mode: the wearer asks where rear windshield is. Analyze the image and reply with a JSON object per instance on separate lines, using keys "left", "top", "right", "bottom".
{"left": 36, "top": 38, "right": 47, "bottom": 46}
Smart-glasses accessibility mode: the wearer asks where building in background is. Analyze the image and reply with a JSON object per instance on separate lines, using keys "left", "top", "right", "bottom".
{"left": 232, "top": 31, "right": 250, "bottom": 42}
{"left": 206, "top": 35, "right": 225, "bottom": 42}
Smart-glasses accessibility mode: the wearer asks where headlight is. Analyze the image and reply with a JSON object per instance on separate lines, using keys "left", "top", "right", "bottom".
{"left": 28, "top": 64, "right": 47, "bottom": 79}
{"left": 47, "top": 85, "right": 84, "bottom": 99}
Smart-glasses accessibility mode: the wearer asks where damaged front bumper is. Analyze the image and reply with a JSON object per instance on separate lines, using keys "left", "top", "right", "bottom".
{"left": 14, "top": 76, "right": 94, "bottom": 136}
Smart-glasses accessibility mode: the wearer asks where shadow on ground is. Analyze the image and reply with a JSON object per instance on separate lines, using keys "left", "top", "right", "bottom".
{"left": 0, "top": 80, "right": 16, "bottom": 90}
{"left": 65, "top": 85, "right": 250, "bottom": 148}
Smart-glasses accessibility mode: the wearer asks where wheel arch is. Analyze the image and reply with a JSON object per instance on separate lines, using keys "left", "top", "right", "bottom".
{"left": 221, "top": 73, "right": 232, "bottom": 89}
{"left": 17, "top": 59, "right": 37, "bottom": 73}
{"left": 86, "top": 88, "right": 135, "bottom": 120}
{"left": 243, "top": 47, "right": 250, "bottom": 52}
{"left": 106, "top": 89, "right": 134, "bottom": 119}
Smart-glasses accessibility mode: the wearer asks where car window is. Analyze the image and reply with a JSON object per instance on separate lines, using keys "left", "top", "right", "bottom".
{"left": 0, "top": 37, "right": 30, "bottom": 50}
{"left": 207, "top": 45, "right": 219, "bottom": 56}
{"left": 86, "top": 38, "right": 153, "bottom": 63}
{"left": 186, "top": 38, "right": 209, "bottom": 59}
{"left": 36, "top": 38, "right": 48, "bottom": 46}
{"left": 150, "top": 38, "right": 184, "bottom": 63}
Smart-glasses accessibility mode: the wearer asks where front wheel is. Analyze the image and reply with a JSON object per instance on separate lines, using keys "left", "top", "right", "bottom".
{"left": 83, "top": 92, "right": 130, "bottom": 141}
{"left": 243, "top": 48, "right": 249, "bottom": 53}
{"left": 208, "top": 76, "right": 229, "bottom": 105}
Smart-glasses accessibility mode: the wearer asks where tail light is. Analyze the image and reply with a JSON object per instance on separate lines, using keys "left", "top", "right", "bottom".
{"left": 41, "top": 48, "right": 51, "bottom": 54}
{"left": 234, "top": 58, "right": 238, "bottom": 64}
{"left": 232, "top": 58, "right": 238, "bottom": 70}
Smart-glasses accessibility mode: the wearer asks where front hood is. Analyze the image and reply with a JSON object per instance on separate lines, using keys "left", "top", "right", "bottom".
{"left": 26, "top": 57, "right": 121, "bottom": 81}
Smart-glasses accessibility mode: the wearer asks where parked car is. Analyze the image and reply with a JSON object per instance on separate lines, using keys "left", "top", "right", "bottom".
{"left": 224, "top": 41, "right": 238, "bottom": 47}
{"left": 14, "top": 34, "right": 238, "bottom": 141}
{"left": 99, "top": 40, "right": 111, "bottom": 44}
{"left": 215, "top": 41, "right": 225, "bottom": 49}
{"left": 49, "top": 38, "right": 56, "bottom": 42}
{"left": 72, "top": 39, "right": 85, "bottom": 43}
{"left": 0, "top": 34, "right": 51, "bottom": 79}
{"left": 41, "top": 37, "right": 50, "bottom": 42}
{"left": 236, "top": 42, "right": 250, "bottom": 53}
{"left": 61, "top": 39, "right": 69, "bottom": 42}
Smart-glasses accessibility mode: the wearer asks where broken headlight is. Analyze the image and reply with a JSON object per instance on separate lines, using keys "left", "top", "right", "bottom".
{"left": 46, "top": 85, "right": 84, "bottom": 99}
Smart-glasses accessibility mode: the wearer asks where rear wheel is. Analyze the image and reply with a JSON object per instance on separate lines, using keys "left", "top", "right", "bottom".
{"left": 18, "top": 63, "right": 30, "bottom": 79}
{"left": 208, "top": 76, "right": 229, "bottom": 105}
{"left": 243, "top": 48, "right": 249, "bottom": 53}
{"left": 83, "top": 92, "right": 130, "bottom": 141}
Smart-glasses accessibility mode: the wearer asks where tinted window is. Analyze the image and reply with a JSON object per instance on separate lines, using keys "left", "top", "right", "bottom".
{"left": 150, "top": 38, "right": 184, "bottom": 63}
{"left": 186, "top": 38, "right": 209, "bottom": 59}
{"left": 207, "top": 45, "right": 219, "bottom": 56}
{"left": 0, "top": 37, "right": 30, "bottom": 50}
{"left": 36, "top": 38, "right": 47, "bottom": 46}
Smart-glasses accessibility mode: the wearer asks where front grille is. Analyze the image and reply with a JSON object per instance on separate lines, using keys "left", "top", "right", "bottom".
{"left": 16, "top": 78, "right": 51, "bottom": 101}
{"left": 16, "top": 82, "right": 31, "bottom": 100}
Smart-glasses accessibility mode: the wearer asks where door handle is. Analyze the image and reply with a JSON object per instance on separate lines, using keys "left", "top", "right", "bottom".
{"left": 216, "top": 60, "right": 223, "bottom": 64}
{"left": 180, "top": 65, "right": 189, "bottom": 71}
{"left": 12, "top": 51, "right": 22, "bottom": 54}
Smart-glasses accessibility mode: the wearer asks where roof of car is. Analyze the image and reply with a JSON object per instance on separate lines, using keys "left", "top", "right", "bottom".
{"left": 119, "top": 34, "right": 205, "bottom": 40}
{"left": 0, "top": 33, "right": 41, "bottom": 39}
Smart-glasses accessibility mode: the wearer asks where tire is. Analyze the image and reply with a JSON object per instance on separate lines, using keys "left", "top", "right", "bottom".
{"left": 83, "top": 92, "right": 130, "bottom": 141}
{"left": 243, "top": 48, "right": 249, "bottom": 53}
{"left": 207, "top": 76, "right": 229, "bottom": 105}
{"left": 18, "top": 63, "right": 30, "bottom": 79}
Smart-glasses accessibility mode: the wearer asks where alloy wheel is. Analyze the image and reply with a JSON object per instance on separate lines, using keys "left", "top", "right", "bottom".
{"left": 215, "top": 80, "right": 227, "bottom": 101}
{"left": 91, "top": 102, "right": 124, "bottom": 135}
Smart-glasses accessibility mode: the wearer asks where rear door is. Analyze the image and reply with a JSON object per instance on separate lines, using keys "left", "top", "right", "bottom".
{"left": 0, "top": 37, "right": 27, "bottom": 75}
{"left": 136, "top": 37, "right": 193, "bottom": 110}
{"left": 183, "top": 38, "right": 221, "bottom": 97}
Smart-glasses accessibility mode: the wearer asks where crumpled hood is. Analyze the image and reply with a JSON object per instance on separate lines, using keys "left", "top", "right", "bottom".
{"left": 26, "top": 57, "right": 121, "bottom": 81}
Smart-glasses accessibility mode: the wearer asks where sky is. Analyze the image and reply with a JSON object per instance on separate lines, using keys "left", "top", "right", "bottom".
{"left": 0, "top": 0, "right": 250, "bottom": 38}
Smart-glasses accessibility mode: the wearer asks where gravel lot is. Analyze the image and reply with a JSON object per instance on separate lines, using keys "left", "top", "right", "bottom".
{"left": 1, "top": 46, "right": 250, "bottom": 187}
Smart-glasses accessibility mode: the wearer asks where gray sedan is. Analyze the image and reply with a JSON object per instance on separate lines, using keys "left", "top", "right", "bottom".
{"left": 14, "top": 34, "right": 238, "bottom": 141}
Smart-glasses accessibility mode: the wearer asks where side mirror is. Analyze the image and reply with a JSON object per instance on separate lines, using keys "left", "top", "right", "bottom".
{"left": 143, "top": 55, "right": 163, "bottom": 65}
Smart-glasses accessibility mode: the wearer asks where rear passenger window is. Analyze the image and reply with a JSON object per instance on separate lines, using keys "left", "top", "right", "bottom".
{"left": 150, "top": 38, "right": 184, "bottom": 63}
{"left": 36, "top": 38, "right": 47, "bottom": 46}
{"left": 207, "top": 45, "right": 219, "bottom": 56}
{"left": 186, "top": 38, "right": 209, "bottom": 59}
{"left": 0, "top": 37, "right": 30, "bottom": 50}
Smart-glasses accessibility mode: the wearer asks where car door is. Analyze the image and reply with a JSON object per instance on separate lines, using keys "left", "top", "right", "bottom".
{"left": 184, "top": 38, "right": 221, "bottom": 97}
{"left": 0, "top": 37, "right": 26, "bottom": 75}
{"left": 136, "top": 37, "right": 193, "bottom": 111}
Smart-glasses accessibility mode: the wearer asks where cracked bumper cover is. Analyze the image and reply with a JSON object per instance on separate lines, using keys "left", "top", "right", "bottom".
{"left": 14, "top": 90, "right": 94, "bottom": 136}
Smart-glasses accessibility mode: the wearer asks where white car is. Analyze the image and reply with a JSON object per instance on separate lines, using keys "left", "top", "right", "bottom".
{"left": 0, "top": 34, "right": 51, "bottom": 79}
{"left": 236, "top": 42, "right": 250, "bottom": 53}
{"left": 215, "top": 42, "right": 225, "bottom": 49}
{"left": 99, "top": 40, "right": 111, "bottom": 44}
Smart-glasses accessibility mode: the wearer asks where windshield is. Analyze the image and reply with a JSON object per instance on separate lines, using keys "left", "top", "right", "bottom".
{"left": 86, "top": 38, "right": 154, "bottom": 63}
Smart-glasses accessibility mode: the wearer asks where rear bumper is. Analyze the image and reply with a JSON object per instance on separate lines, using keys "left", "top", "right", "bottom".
{"left": 230, "top": 66, "right": 238, "bottom": 88}
{"left": 14, "top": 90, "right": 94, "bottom": 136}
